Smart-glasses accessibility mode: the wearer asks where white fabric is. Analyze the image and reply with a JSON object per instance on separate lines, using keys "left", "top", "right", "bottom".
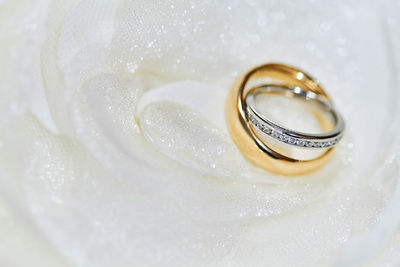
{"left": 0, "top": 0, "right": 400, "bottom": 266}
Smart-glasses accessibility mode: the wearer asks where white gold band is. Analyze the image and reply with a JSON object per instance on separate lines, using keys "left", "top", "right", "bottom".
{"left": 245, "top": 85, "right": 345, "bottom": 149}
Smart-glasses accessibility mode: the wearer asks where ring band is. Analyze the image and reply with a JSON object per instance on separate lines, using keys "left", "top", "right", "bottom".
{"left": 225, "top": 63, "right": 345, "bottom": 176}
{"left": 245, "top": 85, "right": 344, "bottom": 149}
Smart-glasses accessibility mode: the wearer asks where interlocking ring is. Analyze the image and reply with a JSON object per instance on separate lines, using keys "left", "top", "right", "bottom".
{"left": 225, "top": 63, "right": 345, "bottom": 176}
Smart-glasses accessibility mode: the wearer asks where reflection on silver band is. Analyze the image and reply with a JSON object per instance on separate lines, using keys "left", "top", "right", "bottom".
{"left": 245, "top": 85, "right": 345, "bottom": 149}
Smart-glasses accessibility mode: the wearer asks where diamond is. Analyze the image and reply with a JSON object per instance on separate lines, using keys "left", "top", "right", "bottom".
{"left": 264, "top": 127, "right": 272, "bottom": 134}
{"left": 271, "top": 131, "right": 279, "bottom": 138}
{"left": 288, "top": 137, "right": 296, "bottom": 144}
{"left": 305, "top": 141, "right": 315, "bottom": 147}
{"left": 279, "top": 134, "right": 288, "bottom": 142}
{"left": 248, "top": 115, "right": 254, "bottom": 123}
{"left": 296, "top": 140, "right": 306, "bottom": 146}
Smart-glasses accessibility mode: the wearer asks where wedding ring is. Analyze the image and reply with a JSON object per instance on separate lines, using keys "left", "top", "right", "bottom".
{"left": 245, "top": 85, "right": 344, "bottom": 149}
{"left": 226, "top": 63, "right": 345, "bottom": 176}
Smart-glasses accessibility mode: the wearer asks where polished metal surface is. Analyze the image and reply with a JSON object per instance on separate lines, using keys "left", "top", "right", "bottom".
{"left": 226, "top": 63, "right": 345, "bottom": 176}
{"left": 245, "top": 85, "right": 345, "bottom": 149}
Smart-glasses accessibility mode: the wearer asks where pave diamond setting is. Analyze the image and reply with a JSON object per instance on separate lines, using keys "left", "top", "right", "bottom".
{"left": 246, "top": 111, "right": 342, "bottom": 149}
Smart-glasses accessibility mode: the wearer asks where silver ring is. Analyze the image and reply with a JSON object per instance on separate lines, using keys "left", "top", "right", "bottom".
{"left": 245, "top": 85, "right": 345, "bottom": 149}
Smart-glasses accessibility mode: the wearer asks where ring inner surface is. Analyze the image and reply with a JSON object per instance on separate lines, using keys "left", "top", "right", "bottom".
{"left": 250, "top": 85, "right": 336, "bottom": 134}
{"left": 246, "top": 85, "right": 335, "bottom": 160}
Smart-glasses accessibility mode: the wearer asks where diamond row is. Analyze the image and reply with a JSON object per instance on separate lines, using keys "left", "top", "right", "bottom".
{"left": 246, "top": 112, "right": 341, "bottom": 148}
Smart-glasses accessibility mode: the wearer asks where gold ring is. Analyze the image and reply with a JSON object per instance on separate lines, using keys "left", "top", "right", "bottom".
{"left": 226, "top": 63, "right": 342, "bottom": 176}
